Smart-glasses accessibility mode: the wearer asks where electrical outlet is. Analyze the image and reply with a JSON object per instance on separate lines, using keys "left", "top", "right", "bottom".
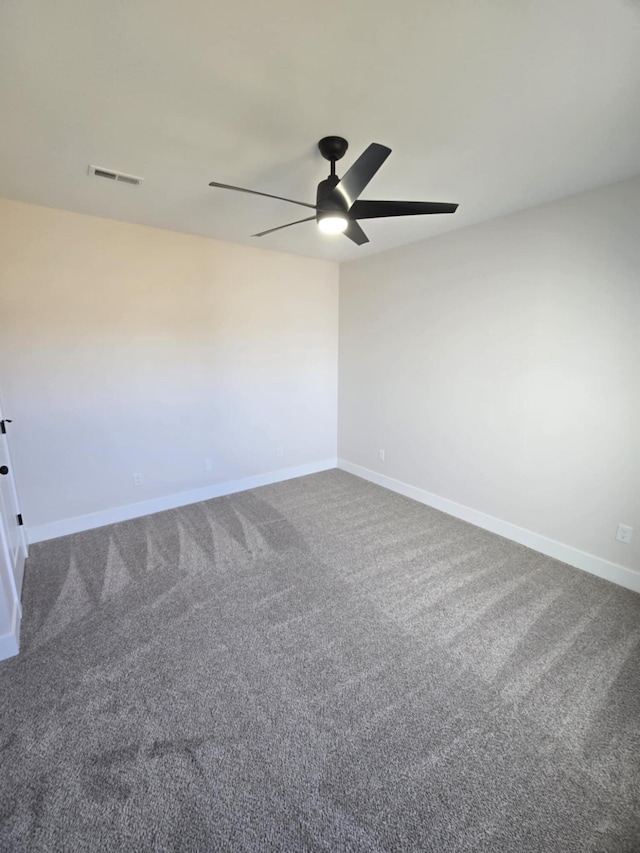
{"left": 616, "top": 523, "right": 633, "bottom": 544}
{"left": 133, "top": 473, "right": 144, "bottom": 486}
{"left": 277, "top": 446, "right": 284, "bottom": 458}
{"left": 378, "top": 449, "right": 385, "bottom": 462}
{"left": 204, "top": 458, "right": 213, "bottom": 472}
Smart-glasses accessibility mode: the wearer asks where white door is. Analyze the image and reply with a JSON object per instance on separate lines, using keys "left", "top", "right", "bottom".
{"left": 0, "top": 405, "right": 27, "bottom": 604}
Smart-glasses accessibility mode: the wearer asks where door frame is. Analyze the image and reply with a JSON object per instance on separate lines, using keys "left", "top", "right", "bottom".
{"left": 0, "top": 400, "right": 28, "bottom": 634}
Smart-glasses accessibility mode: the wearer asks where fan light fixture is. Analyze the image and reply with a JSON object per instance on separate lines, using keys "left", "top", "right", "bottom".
{"left": 208, "top": 136, "right": 459, "bottom": 246}
{"left": 318, "top": 213, "right": 348, "bottom": 234}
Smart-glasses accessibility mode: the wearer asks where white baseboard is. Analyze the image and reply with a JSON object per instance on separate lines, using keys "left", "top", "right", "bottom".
{"left": 338, "top": 458, "right": 640, "bottom": 595}
{"left": 0, "top": 598, "right": 20, "bottom": 662}
{"left": 28, "top": 458, "right": 337, "bottom": 544}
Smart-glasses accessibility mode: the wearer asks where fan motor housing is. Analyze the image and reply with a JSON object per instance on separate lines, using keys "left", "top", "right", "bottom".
{"left": 316, "top": 175, "right": 346, "bottom": 212}
{"left": 316, "top": 176, "right": 348, "bottom": 226}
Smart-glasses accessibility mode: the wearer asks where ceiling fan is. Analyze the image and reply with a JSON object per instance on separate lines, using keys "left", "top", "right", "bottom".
{"left": 208, "top": 136, "right": 459, "bottom": 246}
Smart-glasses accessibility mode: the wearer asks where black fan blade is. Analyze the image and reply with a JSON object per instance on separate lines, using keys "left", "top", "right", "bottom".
{"left": 344, "top": 219, "right": 369, "bottom": 246}
{"left": 252, "top": 216, "right": 316, "bottom": 238}
{"left": 333, "top": 144, "right": 392, "bottom": 209}
{"left": 350, "top": 200, "right": 459, "bottom": 219}
{"left": 209, "top": 181, "right": 316, "bottom": 211}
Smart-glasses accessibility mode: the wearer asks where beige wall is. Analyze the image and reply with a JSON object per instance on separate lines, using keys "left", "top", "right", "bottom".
{"left": 339, "top": 177, "right": 640, "bottom": 572}
{"left": 0, "top": 199, "right": 338, "bottom": 528}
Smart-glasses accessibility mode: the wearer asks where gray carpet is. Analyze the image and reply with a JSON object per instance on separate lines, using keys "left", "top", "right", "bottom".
{"left": 1, "top": 470, "right": 639, "bottom": 852}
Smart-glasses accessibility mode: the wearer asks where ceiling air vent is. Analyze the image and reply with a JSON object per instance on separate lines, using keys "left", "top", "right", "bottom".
{"left": 88, "top": 165, "right": 143, "bottom": 186}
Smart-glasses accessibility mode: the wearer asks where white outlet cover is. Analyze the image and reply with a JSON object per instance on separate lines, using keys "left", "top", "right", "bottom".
{"left": 616, "top": 523, "right": 633, "bottom": 544}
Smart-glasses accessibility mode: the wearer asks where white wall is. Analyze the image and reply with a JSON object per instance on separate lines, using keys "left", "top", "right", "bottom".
{"left": 2, "top": 181, "right": 638, "bottom": 581}
{"left": 0, "top": 199, "right": 338, "bottom": 532}
{"left": 339, "top": 177, "right": 640, "bottom": 574}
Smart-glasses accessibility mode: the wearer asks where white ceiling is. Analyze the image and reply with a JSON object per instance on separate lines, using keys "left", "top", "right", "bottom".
{"left": 1, "top": 0, "right": 640, "bottom": 262}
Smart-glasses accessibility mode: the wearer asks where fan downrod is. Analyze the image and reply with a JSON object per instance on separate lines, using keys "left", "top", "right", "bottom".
{"left": 318, "top": 136, "right": 348, "bottom": 163}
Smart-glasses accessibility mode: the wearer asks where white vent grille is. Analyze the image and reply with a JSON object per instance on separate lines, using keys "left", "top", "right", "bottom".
{"left": 88, "top": 165, "right": 143, "bottom": 186}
